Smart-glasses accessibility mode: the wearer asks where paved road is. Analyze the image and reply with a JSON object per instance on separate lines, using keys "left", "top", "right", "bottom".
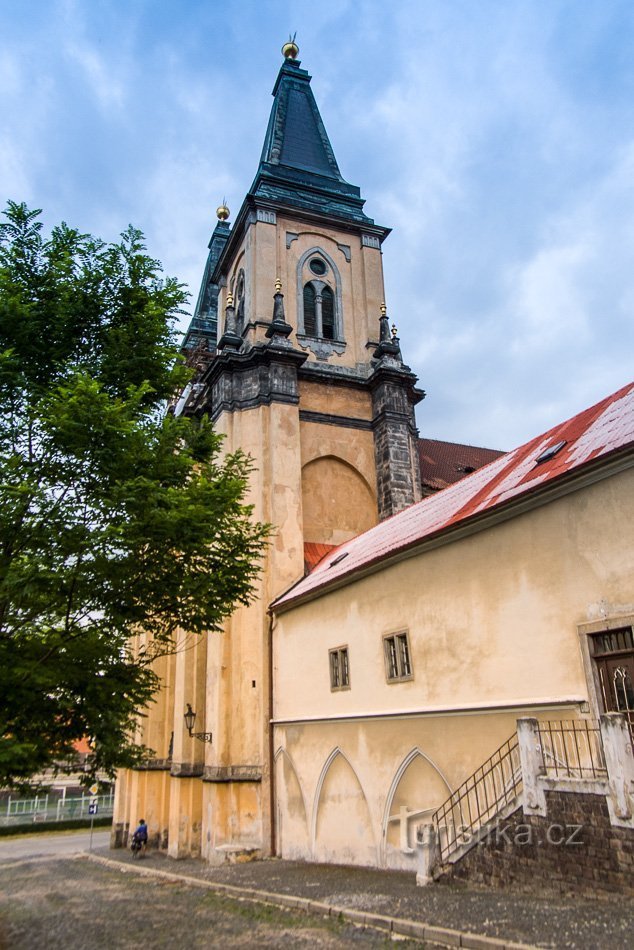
{"left": 0, "top": 829, "right": 110, "bottom": 860}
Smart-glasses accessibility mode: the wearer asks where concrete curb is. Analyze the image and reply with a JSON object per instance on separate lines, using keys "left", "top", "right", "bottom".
{"left": 84, "top": 853, "right": 537, "bottom": 949}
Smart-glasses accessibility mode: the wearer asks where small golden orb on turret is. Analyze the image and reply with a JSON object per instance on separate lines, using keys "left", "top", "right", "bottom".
{"left": 216, "top": 202, "right": 230, "bottom": 221}
{"left": 282, "top": 33, "right": 299, "bottom": 59}
{"left": 275, "top": 277, "right": 282, "bottom": 293}
{"left": 380, "top": 302, "right": 387, "bottom": 317}
{"left": 226, "top": 292, "right": 234, "bottom": 307}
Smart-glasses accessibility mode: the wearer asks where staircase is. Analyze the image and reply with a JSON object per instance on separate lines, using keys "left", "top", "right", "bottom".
{"left": 416, "top": 715, "right": 633, "bottom": 889}
{"left": 431, "top": 733, "right": 523, "bottom": 865}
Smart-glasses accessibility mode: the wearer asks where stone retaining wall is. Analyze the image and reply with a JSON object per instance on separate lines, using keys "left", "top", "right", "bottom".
{"left": 442, "top": 790, "right": 634, "bottom": 898}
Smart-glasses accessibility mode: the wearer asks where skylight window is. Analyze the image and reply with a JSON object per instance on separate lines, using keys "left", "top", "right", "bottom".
{"left": 535, "top": 440, "right": 567, "bottom": 465}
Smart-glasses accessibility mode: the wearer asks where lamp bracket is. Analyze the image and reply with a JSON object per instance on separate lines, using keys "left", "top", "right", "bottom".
{"left": 190, "top": 731, "right": 213, "bottom": 744}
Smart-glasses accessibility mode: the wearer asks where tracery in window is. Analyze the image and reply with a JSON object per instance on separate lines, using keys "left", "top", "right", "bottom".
{"left": 295, "top": 248, "right": 346, "bottom": 359}
{"left": 301, "top": 280, "right": 337, "bottom": 340}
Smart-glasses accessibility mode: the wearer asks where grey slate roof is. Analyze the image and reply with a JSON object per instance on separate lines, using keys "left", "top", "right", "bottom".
{"left": 182, "top": 219, "right": 230, "bottom": 353}
{"left": 251, "top": 57, "right": 376, "bottom": 226}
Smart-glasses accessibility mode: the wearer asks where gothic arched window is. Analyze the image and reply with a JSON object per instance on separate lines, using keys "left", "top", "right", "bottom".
{"left": 303, "top": 283, "right": 317, "bottom": 336}
{"left": 321, "top": 285, "right": 335, "bottom": 340}
{"left": 296, "top": 248, "right": 346, "bottom": 357}
{"left": 301, "top": 275, "right": 338, "bottom": 340}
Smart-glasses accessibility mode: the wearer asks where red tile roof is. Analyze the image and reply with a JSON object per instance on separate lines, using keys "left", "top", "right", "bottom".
{"left": 418, "top": 438, "right": 504, "bottom": 492}
{"left": 275, "top": 381, "right": 634, "bottom": 610}
{"left": 304, "top": 542, "right": 336, "bottom": 573}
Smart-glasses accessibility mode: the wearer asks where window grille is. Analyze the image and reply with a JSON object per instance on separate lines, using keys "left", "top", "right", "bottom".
{"left": 329, "top": 647, "right": 350, "bottom": 690}
{"left": 384, "top": 632, "right": 413, "bottom": 682}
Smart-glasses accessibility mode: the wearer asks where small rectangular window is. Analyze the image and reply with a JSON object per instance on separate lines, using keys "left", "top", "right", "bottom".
{"left": 383, "top": 632, "right": 413, "bottom": 682}
{"left": 329, "top": 647, "right": 350, "bottom": 691}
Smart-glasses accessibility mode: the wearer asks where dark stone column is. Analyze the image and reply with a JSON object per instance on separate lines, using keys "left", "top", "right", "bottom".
{"left": 370, "top": 361, "right": 424, "bottom": 520}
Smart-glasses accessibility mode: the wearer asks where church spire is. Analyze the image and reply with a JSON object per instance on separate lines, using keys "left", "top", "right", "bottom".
{"left": 249, "top": 44, "right": 375, "bottom": 225}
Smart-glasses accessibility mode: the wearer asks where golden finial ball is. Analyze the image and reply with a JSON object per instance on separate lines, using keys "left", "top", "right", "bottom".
{"left": 226, "top": 292, "right": 234, "bottom": 307}
{"left": 380, "top": 302, "right": 387, "bottom": 317}
{"left": 275, "top": 277, "right": 282, "bottom": 293}
{"left": 216, "top": 203, "right": 230, "bottom": 221}
{"left": 282, "top": 37, "right": 299, "bottom": 59}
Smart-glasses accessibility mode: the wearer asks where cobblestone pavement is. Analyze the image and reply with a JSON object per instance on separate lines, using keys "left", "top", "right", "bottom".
{"left": 95, "top": 846, "right": 633, "bottom": 949}
{"left": 0, "top": 858, "right": 417, "bottom": 949}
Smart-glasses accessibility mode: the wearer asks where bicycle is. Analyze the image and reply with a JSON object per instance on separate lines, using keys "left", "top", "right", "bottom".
{"left": 130, "top": 833, "right": 147, "bottom": 858}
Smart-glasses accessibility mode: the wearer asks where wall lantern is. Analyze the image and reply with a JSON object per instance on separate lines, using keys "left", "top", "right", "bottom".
{"left": 184, "top": 703, "right": 213, "bottom": 744}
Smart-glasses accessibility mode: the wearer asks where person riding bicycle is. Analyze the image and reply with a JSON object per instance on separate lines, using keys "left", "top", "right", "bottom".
{"left": 131, "top": 819, "right": 148, "bottom": 852}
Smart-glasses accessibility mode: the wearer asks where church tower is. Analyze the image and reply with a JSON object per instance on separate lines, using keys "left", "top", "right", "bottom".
{"left": 113, "top": 41, "right": 423, "bottom": 861}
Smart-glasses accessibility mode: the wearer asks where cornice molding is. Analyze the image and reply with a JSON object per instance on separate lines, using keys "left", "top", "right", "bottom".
{"left": 271, "top": 697, "right": 585, "bottom": 726}
{"left": 299, "top": 409, "right": 372, "bottom": 431}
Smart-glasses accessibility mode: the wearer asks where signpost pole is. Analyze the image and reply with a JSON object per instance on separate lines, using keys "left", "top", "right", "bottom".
{"left": 88, "top": 784, "right": 99, "bottom": 852}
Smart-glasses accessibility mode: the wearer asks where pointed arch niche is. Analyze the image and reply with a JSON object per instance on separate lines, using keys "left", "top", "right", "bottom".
{"left": 274, "top": 748, "right": 309, "bottom": 860}
{"left": 302, "top": 455, "right": 376, "bottom": 545}
{"left": 312, "top": 749, "right": 377, "bottom": 867}
{"left": 381, "top": 749, "right": 451, "bottom": 871}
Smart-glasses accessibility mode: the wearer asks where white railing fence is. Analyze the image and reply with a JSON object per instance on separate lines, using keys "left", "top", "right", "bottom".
{"left": 1, "top": 789, "right": 114, "bottom": 827}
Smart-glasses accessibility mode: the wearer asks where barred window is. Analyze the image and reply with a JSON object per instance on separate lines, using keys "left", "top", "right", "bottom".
{"left": 329, "top": 646, "right": 350, "bottom": 691}
{"left": 383, "top": 632, "right": 413, "bottom": 682}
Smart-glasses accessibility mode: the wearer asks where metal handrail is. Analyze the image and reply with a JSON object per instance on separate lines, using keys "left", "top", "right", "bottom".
{"left": 431, "top": 718, "right": 609, "bottom": 864}
{"left": 537, "top": 719, "right": 606, "bottom": 778}
{"left": 432, "top": 734, "right": 522, "bottom": 863}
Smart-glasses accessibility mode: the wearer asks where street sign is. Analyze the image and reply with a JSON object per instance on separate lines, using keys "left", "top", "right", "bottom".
{"left": 88, "top": 803, "right": 98, "bottom": 815}
{"left": 89, "top": 783, "right": 99, "bottom": 796}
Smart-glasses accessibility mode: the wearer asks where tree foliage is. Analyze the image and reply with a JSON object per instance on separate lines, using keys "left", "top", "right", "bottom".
{"left": 0, "top": 202, "right": 269, "bottom": 788}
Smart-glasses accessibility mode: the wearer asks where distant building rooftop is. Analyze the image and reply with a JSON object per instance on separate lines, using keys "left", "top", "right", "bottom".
{"left": 418, "top": 437, "right": 504, "bottom": 494}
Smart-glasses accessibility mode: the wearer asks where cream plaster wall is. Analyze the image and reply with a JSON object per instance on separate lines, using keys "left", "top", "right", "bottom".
{"left": 299, "top": 407, "right": 378, "bottom": 544}
{"left": 301, "top": 456, "right": 377, "bottom": 544}
{"left": 274, "top": 469, "right": 634, "bottom": 722}
{"left": 272, "top": 466, "right": 634, "bottom": 869}
{"left": 274, "top": 709, "right": 560, "bottom": 871}
{"left": 196, "top": 399, "right": 306, "bottom": 853}
{"left": 298, "top": 381, "right": 373, "bottom": 418}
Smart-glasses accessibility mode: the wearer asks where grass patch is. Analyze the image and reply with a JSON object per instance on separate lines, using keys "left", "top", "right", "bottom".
{"left": 0, "top": 816, "right": 112, "bottom": 837}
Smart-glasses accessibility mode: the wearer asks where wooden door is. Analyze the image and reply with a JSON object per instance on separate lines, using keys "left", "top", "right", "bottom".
{"left": 591, "top": 627, "right": 634, "bottom": 741}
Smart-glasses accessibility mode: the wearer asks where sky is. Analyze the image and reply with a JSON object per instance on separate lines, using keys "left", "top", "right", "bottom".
{"left": 2, "top": 0, "right": 633, "bottom": 450}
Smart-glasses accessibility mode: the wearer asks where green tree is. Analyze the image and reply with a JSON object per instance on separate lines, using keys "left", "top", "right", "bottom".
{"left": 0, "top": 202, "right": 269, "bottom": 789}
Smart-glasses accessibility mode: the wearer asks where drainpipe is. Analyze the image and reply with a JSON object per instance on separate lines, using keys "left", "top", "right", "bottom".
{"left": 267, "top": 607, "right": 276, "bottom": 856}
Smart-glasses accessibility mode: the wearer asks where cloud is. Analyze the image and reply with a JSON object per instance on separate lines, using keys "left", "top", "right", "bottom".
{"left": 1, "top": 0, "right": 632, "bottom": 453}
{"left": 63, "top": 42, "right": 127, "bottom": 112}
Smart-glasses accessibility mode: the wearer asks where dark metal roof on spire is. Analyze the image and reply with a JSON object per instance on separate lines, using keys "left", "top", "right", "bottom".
{"left": 182, "top": 210, "right": 231, "bottom": 352}
{"left": 260, "top": 57, "right": 343, "bottom": 180}
{"left": 249, "top": 48, "right": 376, "bottom": 226}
